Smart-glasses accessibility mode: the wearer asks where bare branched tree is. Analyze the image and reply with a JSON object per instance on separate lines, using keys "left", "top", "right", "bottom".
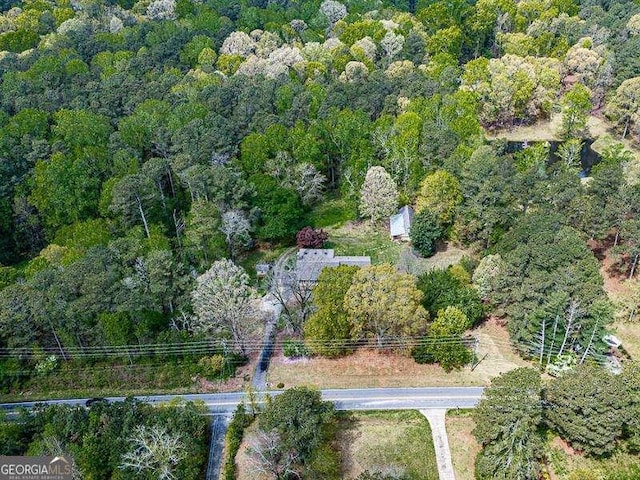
{"left": 266, "top": 256, "right": 313, "bottom": 335}
{"left": 40, "top": 436, "right": 83, "bottom": 480}
{"left": 220, "top": 209, "right": 252, "bottom": 260}
{"left": 247, "top": 430, "right": 299, "bottom": 480}
{"left": 120, "top": 425, "right": 186, "bottom": 480}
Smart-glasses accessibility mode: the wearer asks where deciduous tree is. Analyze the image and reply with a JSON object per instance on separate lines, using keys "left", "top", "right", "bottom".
{"left": 296, "top": 227, "right": 328, "bottom": 249}
{"left": 120, "top": 425, "right": 185, "bottom": 480}
{"left": 606, "top": 77, "right": 640, "bottom": 141}
{"left": 414, "top": 306, "right": 472, "bottom": 371}
{"left": 344, "top": 264, "right": 429, "bottom": 348}
{"left": 110, "top": 174, "right": 158, "bottom": 238}
{"left": 220, "top": 209, "right": 252, "bottom": 260}
{"left": 359, "top": 166, "right": 398, "bottom": 224}
{"left": 191, "top": 260, "right": 257, "bottom": 354}
{"left": 304, "top": 265, "right": 359, "bottom": 357}
{"left": 559, "top": 83, "right": 592, "bottom": 139}
{"left": 249, "top": 387, "right": 335, "bottom": 478}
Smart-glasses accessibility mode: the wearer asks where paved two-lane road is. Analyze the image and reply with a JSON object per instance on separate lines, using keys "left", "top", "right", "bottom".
{"left": 0, "top": 387, "right": 484, "bottom": 413}
{"left": 0, "top": 387, "right": 484, "bottom": 480}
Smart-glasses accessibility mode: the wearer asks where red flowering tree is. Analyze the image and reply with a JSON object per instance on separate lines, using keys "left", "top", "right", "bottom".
{"left": 296, "top": 227, "right": 328, "bottom": 249}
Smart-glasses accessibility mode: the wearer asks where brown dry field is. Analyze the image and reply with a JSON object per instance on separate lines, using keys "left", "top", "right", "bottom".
{"left": 336, "top": 411, "right": 438, "bottom": 480}
{"left": 613, "top": 321, "right": 640, "bottom": 360}
{"left": 445, "top": 411, "right": 480, "bottom": 480}
{"left": 234, "top": 411, "right": 438, "bottom": 480}
{"left": 594, "top": 242, "right": 640, "bottom": 361}
{"left": 267, "top": 319, "right": 530, "bottom": 389}
{"left": 234, "top": 420, "right": 270, "bottom": 480}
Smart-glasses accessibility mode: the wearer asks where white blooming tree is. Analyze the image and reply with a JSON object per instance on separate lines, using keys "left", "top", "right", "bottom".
{"left": 292, "top": 163, "right": 326, "bottom": 206}
{"left": 472, "top": 254, "right": 505, "bottom": 299}
{"left": 628, "top": 14, "right": 640, "bottom": 35}
{"left": 268, "top": 45, "right": 304, "bottom": 67}
{"left": 339, "top": 61, "right": 369, "bottom": 83}
{"left": 290, "top": 19, "right": 307, "bottom": 33}
{"left": 220, "top": 31, "right": 256, "bottom": 57}
{"left": 380, "top": 31, "right": 405, "bottom": 60}
{"left": 320, "top": 0, "right": 347, "bottom": 27}
{"left": 191, "top": 259, "right": 257, "bottom": 354}
{"left": 146, "top": 0, "right": 176, "bottom": 21}
{"left": 255, "top": 30, "right": 282, "bottom": 57}
{"left": 120, "top": 425, "right": 185, "bottom": 480}
{"left": 220, "top": 209, "right": 252, "bottom": 260}
{"left": 109, "top": 16, "right": 123, "bottom": 34}
{"left": 351, "top": 36, "right": 377, "bottom": 61}
{"left": 264, "top": 152, "right": 326, "bottom": 206}
{"left": 359, "top": 166, "right": 398, "bottom": 224}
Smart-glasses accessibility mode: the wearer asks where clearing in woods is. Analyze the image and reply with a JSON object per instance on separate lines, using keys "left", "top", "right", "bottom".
{"left": 267, "top": 319, "right": 530, "bottom": 389}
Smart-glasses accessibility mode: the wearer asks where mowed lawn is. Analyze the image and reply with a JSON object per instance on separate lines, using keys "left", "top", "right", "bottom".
{"left": 267, "top": 320, "right": 531, "bottom": 389}
{"left": 613, "top": 320, "right": 640, "bottom": 360}
{"left": 446, "top": 410, "right": 480, "bottom": 480}
{"left": 336, "top": 410, "right": 438, "bottom": 480}
{"left": 234, "top": 410, "right": 438, "bottom": 480}
{"left": 546, "top": 437, "right": 640, "bottom": 479}
{"left": 325, "top": 221, "right": 404, "bottom": 265}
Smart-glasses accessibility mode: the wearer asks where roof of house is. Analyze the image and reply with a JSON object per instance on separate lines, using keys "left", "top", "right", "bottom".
{"left": 390, "top": 205, "right": 414, "bottom": 237}
{"left": 296, "top": 248, "right": 370, "bottom": 282}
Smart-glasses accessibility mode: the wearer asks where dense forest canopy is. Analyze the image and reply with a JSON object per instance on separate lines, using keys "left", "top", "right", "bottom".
{"left": 1, "top": 0, "right": 639, "bottom": 391}
{"left": 0, "top": 398, "right": 210, "bottom": 479}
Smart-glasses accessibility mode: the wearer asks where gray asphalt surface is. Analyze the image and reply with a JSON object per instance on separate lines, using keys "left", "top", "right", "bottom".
{"left": 0, "top": 387, "right": 484, "bottom": 413}
{"left": 205, "top": 415, "right": 230, "bottom": 480}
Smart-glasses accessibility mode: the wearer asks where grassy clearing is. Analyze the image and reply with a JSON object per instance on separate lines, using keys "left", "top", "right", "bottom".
{"left": 612, "top": 321, "right": 640, "bottom": 360}
{"left": 325, "top": 221, "right": 403, "bottom": 265}
{"left": 445, "top": 409, "right": 480, "bottom": 480}
{"left": 397, "top": 242, "right": 471, "bottom": 276}
{"left": 484, "top": 113, "right": 564, "bottom": 142}
{"left": 547, "top": 436, "right": 640, "bottom": 480}
{"left": 238, "top": 245, "right": 289, "bottom": 283}
{"left": 597, "top": 252, "right": 640, "bottom": 361}
{"left": 307, "top": 196, "right": 357, "bottom": 228}
{"left": 337, "top": 410, "right": 438, "bottom": 480}
{"left": 267, "top": 320, "right": 531, "bottom": 389}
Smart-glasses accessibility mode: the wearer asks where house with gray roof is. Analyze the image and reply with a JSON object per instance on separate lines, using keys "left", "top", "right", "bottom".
{"left": 390, "top": 205, "right": 414, "bottom": 241}
{"left": 296, "top": 248, "right": 370, "bottom": 285}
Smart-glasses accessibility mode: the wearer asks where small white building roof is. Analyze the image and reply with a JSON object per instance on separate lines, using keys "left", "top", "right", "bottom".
{"left": 390, "top": 206, "right": 414, "bottom": 238}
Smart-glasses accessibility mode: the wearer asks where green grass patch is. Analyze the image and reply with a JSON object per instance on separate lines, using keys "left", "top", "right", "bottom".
{"left": 326, "top": 224, "right": 403, "bottom": 265}
{"left": 307, "top": 197, "right": 356, "bottom": 228}
{"left": 546, "top": 435, "right": 640, "bottom": 480}
{"left": 337, "top": 410, "right": 438, "bottom": 480}
{"left": 446, "top": 408, "right": 474, "bottom": 418}
{"left": 238, "top": 245, "right": 289, "bottom": 284}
